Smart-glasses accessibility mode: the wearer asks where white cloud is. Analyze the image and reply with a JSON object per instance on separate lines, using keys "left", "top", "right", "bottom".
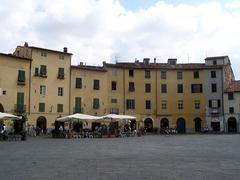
{"left": 0, "top": 0, "right": 240, "bottom": 78}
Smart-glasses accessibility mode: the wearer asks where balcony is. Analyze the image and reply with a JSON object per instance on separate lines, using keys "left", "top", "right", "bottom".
{"left": 17, "top": 80, "right": 26, "bottom": 85}
{"left": 73, "top": 107, "right": 83, "bottom": 114}
{"left": 210, "top": 108, "right": 220, "bottom": 115}
{"left": 57, "top": 74, "right": 65, "bottom": 79}
{"left": 39, "top": 73, "right": 47, "bottom": 78}
{"left": 14, "top": 104, "right": 26, "bottom": 113}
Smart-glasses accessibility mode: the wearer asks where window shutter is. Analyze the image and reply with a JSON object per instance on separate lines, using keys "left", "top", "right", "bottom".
{"left": 218, "top": 100, "right": 221, "bottom": 108}
{"left": 76, "top": 78, "right": 82, "bottom": 88}
{"left": 18, "top": 70, "right": 25, "bottom": 82}
{"left": 200, "top": 84, "right": 202, "bottom": 93}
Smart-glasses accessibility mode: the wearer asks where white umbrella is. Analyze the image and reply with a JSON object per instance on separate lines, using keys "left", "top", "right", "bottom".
{"left": 56, "top": 113, "right": 102, "bottom": 122}
{"left": 0, "top": 112, "right": 22, "bottom": 120}
{"left": 102, "top": 114, "right": 136, "bottom": 120}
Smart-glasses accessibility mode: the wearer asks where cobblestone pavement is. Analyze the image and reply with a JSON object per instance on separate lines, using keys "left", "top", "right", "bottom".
{"left": 0, "top": 134, "right": 240, "bottom": 180}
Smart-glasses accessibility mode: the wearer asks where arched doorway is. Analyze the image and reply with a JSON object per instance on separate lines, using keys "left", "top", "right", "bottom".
{"left": 194, "top": 118, "right": 202, "bottom": 132}
{"left": 177, "top": 118, "right": 186, "bottom": 134}
{"left": 36, "top": 116, "right": 47, "bottom": 135}
{"left": 144, "top": 118, "right": 153, "bottom": 132}
{"left": 0, "top": 103, "right": 4, "bottom": 112}
{"left": 160, "top": 118, "right": 169, "bottom": 129}
{"left": 228, "top": 117, "right": 237, "bottom": 133}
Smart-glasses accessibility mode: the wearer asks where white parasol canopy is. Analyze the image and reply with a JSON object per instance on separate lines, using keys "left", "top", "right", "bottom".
{"left": 0, "top": 112, "right": 22, "bottom": 120}
{"left": 101, "top": 114, "right": 136, "bottom": 121}
{"left": 56, "top": 113, "right": 102, "bottom": 122}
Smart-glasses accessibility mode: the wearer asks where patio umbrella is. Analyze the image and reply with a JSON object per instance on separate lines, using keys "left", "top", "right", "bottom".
{"left": 56, "top": 113, "right": 102, "bottom": 122}
{"left": 0, "top": 112, "right": 22, "bottom": 120}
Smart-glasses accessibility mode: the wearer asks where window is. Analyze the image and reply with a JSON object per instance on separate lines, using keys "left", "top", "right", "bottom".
{"left": 194, "top": 100, "right": 200, "bottom": 109}
{"left": 145, "top": 69, "right": 151, "bottom": 78}
{"left": 59, "top": 54, "right": 64, "bottom": 60}
{"left": 18, "top": 70, "right": 25, "bottom": 82}
{"left": 57, "top": 104, "right": 63, "bottom": 113}
{"left": 145, "top": 84, "right": 151, "bottom": 93}
{"left": 213, "top": 60, "right": 217, "bottom": 65}
{"left": 161, "top": 71, "right": 167, "bottom": 79}
{"left": 193, "top": 71, "right": 199, "bottom": 79}
{"left": 145, "top": 100, "right": 151, "bottom": 109}
{"left": 211, "top": 84, "right": 217, "bottom": 92}
{"left": 112, "top": 68, "right": 117, "bottom": 76}
{"left": 76, "top": 78, "right": 82, "bottom": 88}
{"left": 39, "top": 103, "right": 45, "bottom": 112}
{"left": 93, "top": 98, "right": 100, "bottom": 109}
{"left": 177, "top": 71, "right": 183, "bottom": 79}
{"left": 111, "top": 98, "right": 117, "bottom": 103}
{"left": 129, "top": 69, "right": 134, "bottom": 77}
{"left": 209, "top": 99, "right": 221, "bottom": 108}
{"left": 75, "top": 97, "right": 82, "bottom": 113}
{"left": 129, "top": 82, "right": 135, "bottom": 92}
{"left": 111, "top": 81, "right": 117, "bottom": 91}
{"left": 16, "top": 92, "right": 24, "bottom": 112}
{"left": 110, "top": 108, "right": 119, "bottom": 114}
{"left": 41, "top": 51, "right": 47, "bottom": 57}
{"left": 126, "top": 99, "right": 135, "bottom": 109}
{"left": 58, "top": 87, "right": 63, "bottom": 96}
{"left": 161, "top": 84, "right": 167, "bottom": 93}
{"left": 58, "top": 68, "right": 64, "bottom": 79}
{"left": 211, "top": 71, "right": 216, "bottom": 78}
{"left": 40, "top": 65, "right": 47, "bottom": 76}
{"left": 93, "top": 80, "right": 100, "bottom": 90}
{"left": 177, "top": 84, "right": 183, "bottom": 93}
{"left": 161, "top": 100, "right": 167, "bottom": 109}
{"left": 34, "top": 67, "right": 39, "bottom": 76}
{"left": 228, "top": 93, "right": 234, "bottom": 100}
{"left": 229, "top": 107, "right": 234, "bottom": 114}
{"left": 178, "top": 100, "right": 183, "bottom": 109}
{"left": 40, "top": 85, "right": 46, "bottom": 96}
{"left": 191, "top": 84, "right": 203, "bottom": 93}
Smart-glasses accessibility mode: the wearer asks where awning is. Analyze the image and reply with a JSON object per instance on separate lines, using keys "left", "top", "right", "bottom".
{"left": 0, "top": 112, "right": 22, "bottom": 120}
{"left": 56, "top": 113, "right": 102, "bottom": 122}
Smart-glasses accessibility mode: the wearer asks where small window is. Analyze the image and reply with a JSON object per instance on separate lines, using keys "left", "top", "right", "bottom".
{"left": 93, "top": 80, "right": 100, "bottom": 90}
{"left": 193, "top": 71, "right": 199, "bottom": 79}
{"left": 58, "top": 87, "right": 63, "bottom": 96}
{"left": 161, "top": 84, "right": 167, "bottom": 93}
{"left": 129, "top": 69, "right": 134, "bottom": 77}
{"left": 93, "top": 98, "right": 100, "bottom": 109}
{"left": 213, "top": 60, "right": 217, "bottom": 65}
{"left": 161, "top": 71, "right": 167, "bottom": 79}
{"left": 57, "top": 104, "right": 63, "bottom": 113}
{"left": 209, "top": 99, "right": 220, "bottom": 108}
{"left": 58, "top": 68, "right": 64, "bottom": 79}
{"left": 40, "top": 85, "right": 46, "bottom": 96}
{"left": 126, "top": 99, "right": 135, "bottom": 109}
{"left": 191, "top": 84, "right": 203, "bottom": 93}
{"left": 39, "top": 103, "right": 45, "bottom": 112}
{"left": 111, "top": 99, "right": 117, "bottom": 103}
{"left": 76, "top": 78, "right": 82, "bottom": 88}
{"left": 161, "top": 100, "right": 167, "bottom": 110}
{"left": 229, "top": 107, "right": 234, "bottom": 114}
{"left": 211, "top": 84, "right": 217, "bottom": 93}
{"left": 18, "top": 70, "right": 25, "bottom": 82}
{"left": 145, "top": 100, "right": 151, "bottom": 109}
{"left": 59, "top": 54, "right": 64, "bottom": 60}
{"left": 145, "top": 69, "right": 151, "bottom": 78}
{"left": 211, "top": 71, "right": 216, "bottom": 78}
{"left": 178, "top": 100, "right": 183, "bottom": 109}
{"left": 111, "top": 81, "right": 117, "bottom": 91}
{"left": 129, "top": 82, "right": 135, "bottom": 92}
{"left": 228, "top": 93, "right": 234, "bottom": 100}
{"left": 145, "top": 84, "right": 151, "bottom": 93}
{"left": 194, "top": 100, "right": 200, "bottom": 109}
{"left": 177, "top": 84, "right": 183, "bottom": 93}
{"left": 34, "top": 67, "right": 39, "bottom": 76}
{"left": 177, "top": 71, "right": 183, "bottom": 79}
{"left": 41, "top": 51, "right": 47, "bottom": 57}
{"left": 112, "top": 68, "right": 117, "bottom": 76}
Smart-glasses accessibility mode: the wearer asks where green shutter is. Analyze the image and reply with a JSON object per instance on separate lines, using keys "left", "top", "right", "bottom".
{"left": 75, "top": 97, "right": 81, "bottom": 113}
{"left": 93, "top": 98, "right": 99, "bottom": 109}
{"left": 57, "top": 104, "right": 63, "bottom": 113}
{"left": 17, "top": 92, "right": 24, "bottom": 105}
{"left": 39, "top": 103, "right": 45, "bottom": 112}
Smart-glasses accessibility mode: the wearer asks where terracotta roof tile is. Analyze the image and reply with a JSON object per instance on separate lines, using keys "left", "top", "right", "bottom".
{"left": 225, "top": 81, "right": 240, "bottom": 92}
{"left": 71, "top": 65, "right": 106, "bottom": 72}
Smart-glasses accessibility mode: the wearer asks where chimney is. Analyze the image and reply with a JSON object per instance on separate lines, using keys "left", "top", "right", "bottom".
{"left": 168, "top": 58, "right": 177, "bottom": 65}
{"left": 143, "top": 58, "right": 150, "bottom": 64}
{"left": 79, "top": 62, "right": 84, "bottom": 66}
{"left": 154, "top": 58, "right": 156, "bottom": 64}
{"left": 63, "top": 47, "right": 68, "bottom": 53}
{"left": 24, "top": 42, "right": 29, "bottom": 47}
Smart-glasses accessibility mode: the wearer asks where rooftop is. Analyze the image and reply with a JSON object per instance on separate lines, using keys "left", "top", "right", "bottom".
{"left": 225, "top": 81, "right": 240, "bottom": 92}
{"left": 0, "top": 53, "right": 32, "bottom": 61}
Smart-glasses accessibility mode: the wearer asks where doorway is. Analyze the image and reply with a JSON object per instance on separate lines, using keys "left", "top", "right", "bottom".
{"left": 177, "top": 118, "right": 186, "bottom": 134}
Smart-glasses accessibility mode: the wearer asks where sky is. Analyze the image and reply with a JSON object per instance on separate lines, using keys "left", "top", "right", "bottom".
{"left": 0, "top": 0, "right": 240, "bottom": 78}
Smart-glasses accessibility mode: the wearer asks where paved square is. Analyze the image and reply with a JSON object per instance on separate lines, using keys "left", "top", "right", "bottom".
{"left": 1, "top": 135, "right": 240, "bottom": 180}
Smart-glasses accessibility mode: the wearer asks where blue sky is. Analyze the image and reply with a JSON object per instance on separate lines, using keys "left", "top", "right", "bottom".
{"left": 0, "top": 0, "right": 240, "bottom": 79}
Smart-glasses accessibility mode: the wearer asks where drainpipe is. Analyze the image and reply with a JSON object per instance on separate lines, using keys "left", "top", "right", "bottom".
{"left": 69, "top": 57, "right": 72, "bottom": 115}
{"left": 221, "top": 68, "right": 225, "bottom": 132}
{"left": 123, "top": 68, "right": 125, "bottom": 115}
